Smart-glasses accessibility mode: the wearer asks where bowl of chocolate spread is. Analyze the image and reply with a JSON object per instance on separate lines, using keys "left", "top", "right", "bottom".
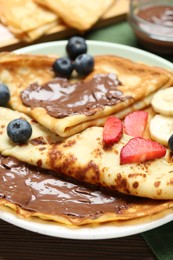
{"left": 128, "top": 0, "right": 173, "bottom": 55}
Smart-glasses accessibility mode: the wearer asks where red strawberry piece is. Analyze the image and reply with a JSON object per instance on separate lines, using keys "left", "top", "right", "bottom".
{"left": 120, "top": 137, "right": 166, "bottom": 165}
{"left": 124, "top": 111, "right": 148, "bottom": 137}
{"left": 103, "top": 116, "right": 123, "bottom": 146}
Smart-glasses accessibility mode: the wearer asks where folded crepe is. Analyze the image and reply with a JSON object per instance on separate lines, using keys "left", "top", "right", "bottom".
{"left": 34, "top": 0, "right": 115, "bottom": 30}
{"left": 0, "top": 0, "right": 59, "bottom": 42}
{"left": 1, "top": 107, "right": 173, "bottom": 200}
{"left": 0, "top": 154, "right": 172, "bottom": 225}
{"left": 0, "top": 53, "right": 172, "bottom": 137}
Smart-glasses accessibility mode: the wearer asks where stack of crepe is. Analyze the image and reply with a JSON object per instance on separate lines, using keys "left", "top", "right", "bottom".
{"left": 0, "top": 0, "right": 59, "bottom": 42}
{"left": 0, "top": 51, "right": 173, "bottom": 226}
{"left": 0, "top": 0, "right": 123, "bottom": 42}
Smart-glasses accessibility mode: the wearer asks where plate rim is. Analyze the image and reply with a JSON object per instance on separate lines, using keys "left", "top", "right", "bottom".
{"left": 14, "top": 40, "right": 173, "bottom": 69}
{"left": 1, "top": 206, "right": 173, "bottom": 240}
{"left": 1, "top": 40, "right": 173, "bottom": 239}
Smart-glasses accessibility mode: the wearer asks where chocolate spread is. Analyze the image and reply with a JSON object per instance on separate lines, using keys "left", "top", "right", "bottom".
{"left": 21, "top": 74, "right": 128, "bottom": 118}
{"left": 138, "top": 5, "right": 173, "bottom": 27}
{"left": 131, "top": 5, "right": 173, "bottom": 54}
{"left": 0, "top": 155, "right": 151, "bottom": 220}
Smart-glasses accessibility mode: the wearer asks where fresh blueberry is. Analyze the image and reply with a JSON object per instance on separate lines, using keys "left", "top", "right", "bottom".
{"left": 66, "top": 36, "right": 87, "bottom": 60}
{"left": 52, "top": 57, "right": 73, "bottom": 78}
{"left": 74, "top": 54, "right": 94, "bottom": 76}
{"left": 7, "top": 118, "right": 32, "bottom": 144}
{"left": 0, "top": 83, "right": 10, "bottom": 106}
{"left": 168, "top": 134, "right": 173, "bottom": 151}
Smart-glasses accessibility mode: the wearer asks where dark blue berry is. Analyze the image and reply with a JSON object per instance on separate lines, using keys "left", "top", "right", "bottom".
{"left": 52, "top": 57, "right": 73, "bottom": 78}
{"left": 74, "top": 54, "right": 94, "bottom": 76}
{"left": 66, "top": 36, "right": 87, "bottom": 60}
{"left": 0, "top": 83, "right": 10, "bottom": 106}
{"left": 168, "top": 134, "right": 173, "bottom": 151}
{"left": 7, "top": 118, "right": 32, "bottom": 144}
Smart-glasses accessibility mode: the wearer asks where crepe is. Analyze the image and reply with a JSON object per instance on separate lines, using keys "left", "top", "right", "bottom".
{"left": 34, "top": 0, "right": 115, "bottom": 30}
{"left": 0, "top": 154, "right": 173, "bottom": 226}
{"left": 0, "top": 52, "right": 55, "bottom": 113}
{"left": 1, "top": 107, "right": 173, "bottom": 200}
{"left": 0, "top": 0, "right": 59, "bottom": 42}
{"left": 0, "top": 53, "right": 172, "bottom": 137}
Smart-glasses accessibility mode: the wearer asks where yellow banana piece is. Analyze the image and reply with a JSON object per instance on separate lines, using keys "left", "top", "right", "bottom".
{"left": 149, "top": 114, "right": 173, "bottom": 146}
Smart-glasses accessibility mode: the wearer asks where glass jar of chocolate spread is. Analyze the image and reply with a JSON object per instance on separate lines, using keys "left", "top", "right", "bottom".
{"left": 128, "top": 0, "right": 173, "bottom": 55}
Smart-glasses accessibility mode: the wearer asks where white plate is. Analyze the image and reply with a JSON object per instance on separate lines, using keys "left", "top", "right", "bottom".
{"left": 1, "top": 41, "right": 173, "bottom": 240}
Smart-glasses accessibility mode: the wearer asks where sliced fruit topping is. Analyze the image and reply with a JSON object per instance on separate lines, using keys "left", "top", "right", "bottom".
{"left": 0, "top": 83, "right": 10, "bottom": 106}
{"left": 151, "top": 87, "right": 173, "bottom": 116}
{"left": 7, "top": 118, "right": 32, "bottom": 144}
{"left": 149, "top": 114, "right": 173, "bottom": 146}
{"left": 74, "top": 53, "right": 94, "bottom": 76}
{"left": 120, "top": 137, "right": 166, "bottom": 165}
{"left": 66, "top": 36, "right": 87, "bottom": 60}
{"left": 124, "top": 111, "right": 148, "bottom": 137}
{"left": 103, "top": 116, "right": 123, "bottom": 146}
{"left": 52, "top": 57, "right": 73, "bottom": 78}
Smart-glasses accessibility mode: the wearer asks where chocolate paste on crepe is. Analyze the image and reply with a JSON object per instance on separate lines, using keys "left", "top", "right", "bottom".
{"left": 0, "top": 155, "right": 172, "bottom": 225}
{"left": 0, "top": 53, "right": 172, "bottom": 137}
{"left": 21, "top": 74, "right": 127, "bottom": 118}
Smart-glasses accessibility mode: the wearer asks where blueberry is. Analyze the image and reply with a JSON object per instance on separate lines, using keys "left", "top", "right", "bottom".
{"left": 74, "top": 54, "right": 94, "bottom": 76}
{"left": 168, "top": 134, "right": 173, "bottom": 151}
{"left": 66, "top": 36, "right": 87, "bottom": 60}
{"left": 7, "top": 118, "right": 32, "bottom": 144}
{"left": 0, "top": 83, "right": 10, "bottom": 106}
{"left": 52, "top": 57, "right": 73, "bottom": 78}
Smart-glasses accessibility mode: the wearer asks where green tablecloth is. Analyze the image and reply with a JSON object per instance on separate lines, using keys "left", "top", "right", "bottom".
{"left": 87, "top": 21, "right": 136, "bottom": 46}
{"left": 87, "top": 21, "right": 173, "bottom": 260}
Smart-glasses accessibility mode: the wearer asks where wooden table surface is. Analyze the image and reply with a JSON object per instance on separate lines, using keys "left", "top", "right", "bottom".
{"left": 0, "top": 219, "right": 156, "bottom": 260}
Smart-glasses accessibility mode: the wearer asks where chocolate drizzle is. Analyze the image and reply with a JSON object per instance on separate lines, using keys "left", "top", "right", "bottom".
{"left": 21, "top": 73, "right": 129, "bottom": 119}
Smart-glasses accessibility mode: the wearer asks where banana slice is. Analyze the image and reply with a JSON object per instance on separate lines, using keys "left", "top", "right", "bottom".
{"left": 151, "top": 87, "right": 173, "bottom": 116}
{"left": 149, "top": 114, "right": 173, "bottom": 146}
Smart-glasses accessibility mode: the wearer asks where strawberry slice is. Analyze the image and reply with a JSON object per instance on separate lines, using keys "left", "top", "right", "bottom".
{"left": 120, "top": 137, "right": 166, "bottom": 165}
{"left": 103, "top": 116, "right": 123, "bottom": 145}
{"left": 124, "top": 111, "right": 148, "bottom": 137}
